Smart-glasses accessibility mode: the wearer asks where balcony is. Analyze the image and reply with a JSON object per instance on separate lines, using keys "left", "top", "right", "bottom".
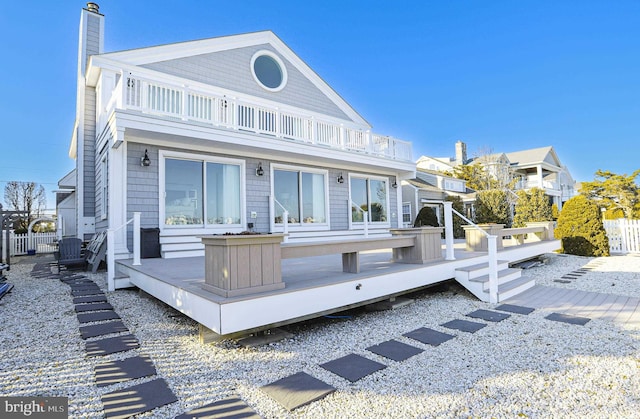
{"left": 104, "top": 74, "right": 413, "bottom": 162}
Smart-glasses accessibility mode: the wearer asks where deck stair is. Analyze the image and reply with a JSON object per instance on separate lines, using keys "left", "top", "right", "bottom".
{"left": 454, "top": 260, "right": 535, "bottom": 303}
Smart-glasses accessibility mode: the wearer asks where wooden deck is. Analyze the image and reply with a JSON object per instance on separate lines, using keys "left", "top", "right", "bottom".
{"left": 115, "top": 240, "right": 560, "bottom": 336}
{"left": 505, "top": 285, "right": 640, "bottom": 328}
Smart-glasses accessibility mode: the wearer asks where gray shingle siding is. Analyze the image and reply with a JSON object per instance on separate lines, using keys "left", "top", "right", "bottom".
{"left": 83, "top": 87, "right": 96, "bottom": 217}
{"left": 141, "top": 44, "right": 352, "bottom": 121}
{"left": 86, "top": 15, "right": 101, "bottom": 55}
{"left": 124, "top": 144, "right": 398, "bottom": 247}
{"left": 127, "top": 143, "right": 159, "bottom": 228}
{"left": 245, "top": 158, "right": 271, "bottom": 232}
{"left": 330, "top": 172, "right": 350, "bottom": 230}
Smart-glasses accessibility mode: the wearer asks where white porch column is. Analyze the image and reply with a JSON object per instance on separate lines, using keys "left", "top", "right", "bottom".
{"left": 395, "top": 177, "right": 403, "bottom": 228}
{"left": 537, "top": 164, "right": 543, "bottom": 188}
{"left": 108, "top": 128, "right": 130, "bottom": 259}
{"left": 443, "top": 201, "right": 455, "bottom": 260}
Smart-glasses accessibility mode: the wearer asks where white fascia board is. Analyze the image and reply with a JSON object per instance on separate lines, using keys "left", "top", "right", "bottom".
{"left": 113, "top": 110, "right": 414, "bottom": 174}
{"left": 91, "top": 31, "right": 370, "bottom": 127}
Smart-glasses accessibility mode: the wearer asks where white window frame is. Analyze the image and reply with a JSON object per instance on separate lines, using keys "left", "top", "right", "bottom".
{"left": 270, "top": 163, "right": 330, "bottom": 232}
{"left": 250, "top": 50, "right": 288, "bottom": 92}
{"left": 99, "top": 155, "right": 108, "bottom": 220}
{"left": 402, "top": 202, "right": 412, "bottom": 226}
{"left": 159, "top": 150, "right": 246, "bottom": 235}
{"left": 348, "top": 173, "right": 391, "bottom": 230}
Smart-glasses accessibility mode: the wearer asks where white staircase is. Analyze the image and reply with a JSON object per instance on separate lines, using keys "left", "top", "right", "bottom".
{"left": 454, "top": 260, "right": 535, "bottom": 303}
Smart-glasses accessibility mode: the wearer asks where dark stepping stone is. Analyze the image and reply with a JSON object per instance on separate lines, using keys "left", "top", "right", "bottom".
{"left": 260, "top": 372, "right": 335, "bottom": 411}
{"left": 61, "top": 275, "right": 88, "bottom": 282}
{"left": 320, "top": 353, "right": 386, "bottom": 382}
{"left": 554, "top": 279, "right": 572, "bottom": 284}
{"left": 69, "top": 284, "right": 101, "bottom": 291}
{"left": 403, "top": 327, "right": 456, "bottom": 346}
{"left": 85, "top": 334, "right": 139, "bottom": 357}
{"left": 442, "top": 319, "right": 487, "bottom": 333}
{"left": 466, "top": 309, "right": 510, "bottom": 322}
{"left": 561, "top": 276, "right": 577, "bottom": 279}
{"left": 176, "top": 396, "right": 261, "bottom": 418}
{"left": 545, "top": 312, "right": 591, "bottom": 326}
{"left": 72, "top": 289, "right": 105, "bottom": 297}
{"left": 102, "top": 378, "right": 178, "bottom": 418}
{"left": 74, "top": 295, "right": 108, "bottom": 304}
{"left": 366, "top": 339, "right": 423, "bottom": 362}
{"left": 77, "top": 310, "right": 120, "bottom": 324}
{"left": 95, "top": 355, "right": 156, "bottom": 387}
{"left": 79, "top": 320, "right": 129, "bottom": 339}
{"left": 494, "top": 304, "right": 535, "bottom": 315}
{"left": 75, "top": 302, "right": 114, "bottom": 313}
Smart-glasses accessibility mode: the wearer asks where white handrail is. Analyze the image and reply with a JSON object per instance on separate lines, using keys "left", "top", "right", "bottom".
{"left": 122, "top": 75, "right": 413, "bottom": 161}
{"left": 451, "top": 207, "right": 499, "bottom": 303}
{"left": 272, "top": 197, "right": 289, "bottom": 243}
{"left": 350, "top": 201, "right": 369, "bottom": 237}
{"left": 107, "top": 212, "right": 141, "bottom": 292}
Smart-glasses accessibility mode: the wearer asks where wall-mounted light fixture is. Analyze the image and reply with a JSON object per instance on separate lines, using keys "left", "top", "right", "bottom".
{"left": 392, "top": 180, "right": 398, "bottom": 188}
{"left": 337, "top": 173, "right": 344, "bottom": 184}
{"left": 256, "top": 162, "right": 264, "bottom": 176}
{"left": 140, "top": 149, "right": 151, "bottom": 167}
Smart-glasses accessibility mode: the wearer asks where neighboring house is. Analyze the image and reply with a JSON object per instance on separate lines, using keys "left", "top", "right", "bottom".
{"left": 416, "top": 140, "right": 469, "bottom": 173}
{"left": 61, "top": 4, "right": 415, "bottom": 259}
{"left": 506, "top": 146, "right": 577, "bottom": 209}
{"left": 54, "top": 169, "right": 77, "bottom": 238}
{"left": 414, "top": 142, "right": 577, "bottom": 214}
{"left": 401, "top": 169, "right": 475, "bottom": 227}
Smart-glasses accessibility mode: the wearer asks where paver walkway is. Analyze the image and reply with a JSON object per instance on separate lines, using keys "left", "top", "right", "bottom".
{"left": 505, "top": 286, "right": 640, "bottom": 328}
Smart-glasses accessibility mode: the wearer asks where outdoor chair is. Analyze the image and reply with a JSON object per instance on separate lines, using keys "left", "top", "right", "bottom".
{"left": 57, "top": 238, "right": 86, "bottom": 271}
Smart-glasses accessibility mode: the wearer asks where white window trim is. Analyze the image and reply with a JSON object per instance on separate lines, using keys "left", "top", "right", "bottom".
{"left": 270, "top": 163, "right": 330, "bottom": 233}
{"left": 402, "top": 201, "right": 412, "bottom": 226}
{"left": 159, "top": 150, "right": 246, "bottom": 234}
{"left": 100, "top": 155, "right": 108, "bottom": 220}
{"left": 250, "top": 50, "right": 288, "bottom": 92}
{"left": 348, "top": 173, "right": 391, "bottom": 230}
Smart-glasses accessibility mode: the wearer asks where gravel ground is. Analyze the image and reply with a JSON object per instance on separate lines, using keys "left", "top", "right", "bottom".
{"left": 0, "top": 253, "right": 639, "bottom": 418}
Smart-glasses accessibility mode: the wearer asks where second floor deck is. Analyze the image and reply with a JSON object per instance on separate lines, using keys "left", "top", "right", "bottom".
{"left": 98, "top": 71, "right": 413, "bottom": 163}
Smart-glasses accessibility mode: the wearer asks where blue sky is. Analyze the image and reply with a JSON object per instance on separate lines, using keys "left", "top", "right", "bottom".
{"left": 1, "top": 1, "right": 639, "bottom": 209}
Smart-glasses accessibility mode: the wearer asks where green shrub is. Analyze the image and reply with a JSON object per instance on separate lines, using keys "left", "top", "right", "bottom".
{"left": 555, "top": 195, "right": 609, "bottom": 256}
{"left": 513, "top": 188, "right": 553, "bottom": 227}
{"left": 445, "top": 195, "right": 466, "bottom": 238}
{"left": 475, "top": 189, "right": 511, "bottom": 227}
{"left": 604, "top": 207, "right": 625, "bottom": 220}
{"left": 551, "top": 203, "right": 559, "bottom": 220}
{"left": 413, "top": 206, "right": 439, "bottom": 227}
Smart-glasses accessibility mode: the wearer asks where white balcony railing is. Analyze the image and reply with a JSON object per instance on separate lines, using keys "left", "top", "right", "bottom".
{"left": 109, "top": 74, "right": 412, "bottom": 162}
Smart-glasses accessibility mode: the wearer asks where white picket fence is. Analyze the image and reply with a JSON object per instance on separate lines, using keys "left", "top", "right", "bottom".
{"left": 1, "top": 231, "right": 58, "bottom": 258}
{"left": 603, "top": 219, "right": 640, "bottom": 254}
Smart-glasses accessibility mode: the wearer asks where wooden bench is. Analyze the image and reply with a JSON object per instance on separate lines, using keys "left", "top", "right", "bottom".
{"left": 280, "top": 236, "right": 416, "bottom": 273}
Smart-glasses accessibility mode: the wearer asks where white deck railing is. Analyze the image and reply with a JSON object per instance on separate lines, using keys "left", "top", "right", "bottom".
{"left": 110, "top": 74, "right": 412, "bottom": 162}
{"left": 447, "top": 205, "right": 499, "bottom": 304}
{"left": 107, "top": 212, "right": 141, "bottom": 291}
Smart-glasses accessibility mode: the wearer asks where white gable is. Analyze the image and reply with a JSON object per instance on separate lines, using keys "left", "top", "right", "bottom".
{"left": 89, "top": 31, "right": 368, "bottom": 125}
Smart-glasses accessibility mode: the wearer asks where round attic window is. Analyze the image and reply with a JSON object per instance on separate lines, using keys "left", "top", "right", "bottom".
{"left": 251, "top": 51, "right": 287, "bottom": 92}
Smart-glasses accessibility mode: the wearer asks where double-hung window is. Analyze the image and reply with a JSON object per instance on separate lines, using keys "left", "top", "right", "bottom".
{"left": 350, "top": 175, "right": 389, "bottom": 224}
{"left": 273, "top": 167, "right": 327, "bottom": 225}
{"left": 163, "top": 153, "right": 243, "bottom": 228}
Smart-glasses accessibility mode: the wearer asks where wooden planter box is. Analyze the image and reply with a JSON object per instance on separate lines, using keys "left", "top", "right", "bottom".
{"left": 463, "top": 224, "right": 505, "bottom": 251}
{"left": 201, "top": 234, "right": 285, "bottom": 298}
{"left": 390, "top": 227, "right": 444, "bottom": 264}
